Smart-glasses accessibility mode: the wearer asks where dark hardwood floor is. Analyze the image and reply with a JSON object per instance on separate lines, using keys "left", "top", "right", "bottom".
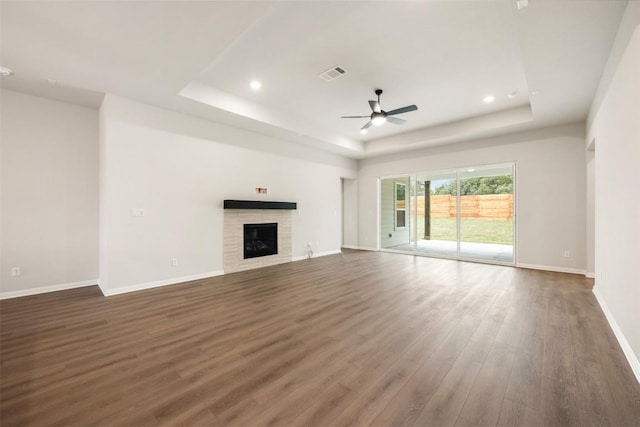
{"left": 1, "top": 250, "right": 639, "bottom": 426}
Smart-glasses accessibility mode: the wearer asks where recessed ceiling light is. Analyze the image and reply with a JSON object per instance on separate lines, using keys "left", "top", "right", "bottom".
{"left": 531, "top": 90, "right": 541, "bottom": 96}
{"left": 507, "top": 91, "right": 518, "bottom": 99}
{"left": 0, "top": 66, "right": 14, "bottom": 76}
{"left": 467, "top": 168, "right": 476, "bottom": 172}
{"left": 483, "top": 95, "right": 495, "bottom": 104}
{"left": 360, "top": 129, "right": 368, "bottom": 135}
{"left": 250, "top": 80, "right": 262, "bottom": 90}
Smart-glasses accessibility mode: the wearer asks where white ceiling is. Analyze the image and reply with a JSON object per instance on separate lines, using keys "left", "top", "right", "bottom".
{"left": 0, "top": 1, "right": 627, "bottom": 159}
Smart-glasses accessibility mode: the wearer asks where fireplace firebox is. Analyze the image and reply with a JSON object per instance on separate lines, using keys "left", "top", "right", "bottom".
{"left": 244, "top": 223, "right": 278, "bottom": 259}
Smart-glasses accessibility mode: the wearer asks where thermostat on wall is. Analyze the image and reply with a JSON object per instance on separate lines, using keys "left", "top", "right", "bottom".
{"left": 256, "top": 187, "right": 268, "bottom": 195}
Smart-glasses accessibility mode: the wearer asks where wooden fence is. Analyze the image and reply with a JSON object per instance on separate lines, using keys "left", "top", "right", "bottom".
{"left": 416, "top": 194, "right": 513, "bottom": 220}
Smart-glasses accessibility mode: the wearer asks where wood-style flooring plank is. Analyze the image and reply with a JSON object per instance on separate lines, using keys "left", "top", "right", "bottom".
{"left": 329, "top": 361, "right": 416, "bottom": 427}
{"left": 2, "top": 249, "right": 639, "bottom": 426}
{"left": 496, "top": 398, "right": 542, "bottom": 427}
{"left": 454, "top": 342, "right": 517, "bottom": 426}
{"left": 412, "top": 339, "right": 485, "bottom": 427}
{"left": 369, "top": 355, "right": 452, "bottom": 427}
{"left": 505, "top": 335, "right": 544, "bottom": 410}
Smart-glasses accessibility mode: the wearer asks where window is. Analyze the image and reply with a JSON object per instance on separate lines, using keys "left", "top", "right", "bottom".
{"left": 395, "top": 181, "right": 406, "bottom": 229}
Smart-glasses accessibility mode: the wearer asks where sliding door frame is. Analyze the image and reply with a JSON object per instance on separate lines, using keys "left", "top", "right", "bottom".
{"left": 378, "top": 162, "right": 517, "bottom": 266}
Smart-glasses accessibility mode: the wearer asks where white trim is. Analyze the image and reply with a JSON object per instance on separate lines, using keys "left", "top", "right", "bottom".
{"left": 341, "top": 245, "right": 378, "bottom": 252}
{"left": 585, "top": 272, "right": 596, "bottom": 278}
{"left": 101, "top": 270, "right": 224, "bottom": 297}
{"left": 292, "top": 249, "right": 342, "bottom": 262}
{"left": 592, "top": 286, "right": 640, "bottom": 384}
{"left": 394, "top": 181, "right": 407, "bottom": 230}
{"left": 97, "top": 280, "right": 108, "bottom": 296}
{"left": 355, "top": 246, "right": 378, "bottom": 252}
{"left": 107, "top": 249, "right": 348, "bottom": 297}
{"left": 341, "top": 245, "right": 362, "bottom": 250}
{"left": 512, "top": 162, "right": 518, "bottom": 265}
{"left": 516, "top": 263, "right": 586, "bottom": 275}
{"left": 0, "top": 279, "right": 98, "bottom": 300}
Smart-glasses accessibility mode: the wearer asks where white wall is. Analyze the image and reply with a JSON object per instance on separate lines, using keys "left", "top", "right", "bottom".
{"left": 99, "top": 94, "right": 357, "bottom": 292}
{"left": 358, "top": 123, "right": 587, "bottom": 273}
{"left": 588, "top": 21, "right": 640, "bottom": 380}
{"left": 0, "top": 89, "right": 99, "bottom": 296}
{"left": 587, "top": 2, "right": 640, "bottom": 131}
{"left": 586, "top": 147, "right": 595, "bottom": 277}
{"left": 341, "top": 178, "right": 358, "bottom": 248}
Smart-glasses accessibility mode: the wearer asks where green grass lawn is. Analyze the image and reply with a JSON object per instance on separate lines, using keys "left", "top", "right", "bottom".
{"left": 415, "top": 217, "right": 513, "bottom": 245}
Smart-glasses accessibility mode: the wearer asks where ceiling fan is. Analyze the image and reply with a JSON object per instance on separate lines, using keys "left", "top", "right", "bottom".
{"left": 341, "top": 89, "right": 418, "bottom": 134}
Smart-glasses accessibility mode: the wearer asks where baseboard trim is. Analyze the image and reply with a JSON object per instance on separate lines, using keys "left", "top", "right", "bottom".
{"left": 353, "top": 246, "right": 378, "bottom": 251}
{"left": 101, "top": 271, "right": 224, "bottom": 297}
{"left": 516, "top": 263, "right": 586, "bottom": 275}
{"left": 292, "top": 249, "right": 342, "bottom": 262}
{"left": 592, "top": 286, "right": 640, "bottom": 384}
{"left": 585, "top": 272, "right": 596, "bottom": 278}
{"left": 341, "top": 245, "right": 379, "bottom": 252}
{"left": 0, "top": 279, "right": 99, "bottom": 300}
{"left": 340, "top": 245, "right": 361, "bottom": 250}
{"left": 97, "top": 280, "right": 107, "bottom": 296}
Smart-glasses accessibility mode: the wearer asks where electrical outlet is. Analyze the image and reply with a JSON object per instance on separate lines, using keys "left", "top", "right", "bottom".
{"left": 131, "top": 208, "right": 146, "bottom": 217}
{"left": 171, "top": 258, "right": 178, "bottom": 266}
{"left": 11, "top": 267, "right": 21, "bottom": 277}
{"left": 563, "top": 250, "right": 570, "bottom": 258}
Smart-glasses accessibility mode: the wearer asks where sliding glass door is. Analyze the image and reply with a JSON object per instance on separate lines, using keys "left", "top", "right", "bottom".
{"left": 379, "top": 163, "right": 515, "bottom": 264}
{"left": 459, "top": 165, "right": 514, "bottom": 262}
{"left": 415, "top": 171, "right": 457, "bottom": 258}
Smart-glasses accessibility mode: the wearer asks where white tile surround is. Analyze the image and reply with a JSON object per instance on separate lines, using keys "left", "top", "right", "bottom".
{"left": 223, "top": 209, "right": 292, "bottom": 273}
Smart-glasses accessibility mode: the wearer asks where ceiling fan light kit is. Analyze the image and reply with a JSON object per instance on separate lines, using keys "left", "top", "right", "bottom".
{"left": 341, "top": 89, "right": 417, "bottom": 133}
{"left": 371, "top": 114, "right": 386, "bottom": 126}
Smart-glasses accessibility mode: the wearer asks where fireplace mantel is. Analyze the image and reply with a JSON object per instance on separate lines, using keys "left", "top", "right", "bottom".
{"left": 223, "top": 200, "right": 297, "bottom": 210}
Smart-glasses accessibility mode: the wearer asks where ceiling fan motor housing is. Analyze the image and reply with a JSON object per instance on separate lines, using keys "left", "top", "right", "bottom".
{"left": 371, "top": 111, "right": 387, "bottom": 125}
{"left": 341, "top": 88, "right": 417, "bottom": 131}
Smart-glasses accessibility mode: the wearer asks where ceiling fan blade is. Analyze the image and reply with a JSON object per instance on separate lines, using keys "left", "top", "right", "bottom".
{"left": 341, "top": 115, "right": 370, "bottom": 118}
{"left": 386, "top": 105, "right": 418, "bottom": 116}
{"left": 368, "top": 100, "right": 381, "bottom": 113}
{"left": 387, "top": 116, "right": 406, "bottom": 125}
{"left": 361, "top": 121, "right": 373, "bottom": 131}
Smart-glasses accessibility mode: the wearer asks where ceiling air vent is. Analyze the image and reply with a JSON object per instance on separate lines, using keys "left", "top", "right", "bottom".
{"left": 319, "top": 66, "right": 347, "bottom": 82}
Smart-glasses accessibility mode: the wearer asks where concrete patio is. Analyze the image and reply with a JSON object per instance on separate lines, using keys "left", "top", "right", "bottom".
{"left": 385, "top": 239, "right": 514, "bottom": 263}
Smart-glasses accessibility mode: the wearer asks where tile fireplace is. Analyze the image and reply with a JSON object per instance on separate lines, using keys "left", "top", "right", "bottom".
{"left": 223, "top": 200, "right": 296, "bottom": 273}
